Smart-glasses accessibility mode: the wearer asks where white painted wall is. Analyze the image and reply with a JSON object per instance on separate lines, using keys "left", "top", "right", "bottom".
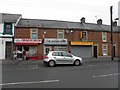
{"left": 0, "top": 24, "right": 3, "bottom": 35}
{"left": 118, "top": 1, "right": 120, "bottom": 26}
{"left": 0, "top": 39, "right": 5, "bottom": 60}
{"left": 0, "top": 23, "right": 13, "bottom": 60}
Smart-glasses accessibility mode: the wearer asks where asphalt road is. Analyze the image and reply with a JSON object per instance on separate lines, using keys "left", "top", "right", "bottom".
{"left": 2, "top": 61, "right": 119, "bottom": 88}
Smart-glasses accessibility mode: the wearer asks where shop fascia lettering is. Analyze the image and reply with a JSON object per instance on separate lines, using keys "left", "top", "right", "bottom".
{"left": 44, "top": 38, "right": 68, "bottom": 45}
{"left": 15, "top": 39, "right": 42, "bottom": 43}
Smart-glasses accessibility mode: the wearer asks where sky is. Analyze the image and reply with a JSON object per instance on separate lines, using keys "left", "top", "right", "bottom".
{"left": 0, "top": 0, "right": 120, "bottom": 25}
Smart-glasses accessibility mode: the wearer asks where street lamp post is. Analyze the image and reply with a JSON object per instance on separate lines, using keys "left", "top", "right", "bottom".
{"left": 110, "top": 6, "right": 114, "bottom": 61}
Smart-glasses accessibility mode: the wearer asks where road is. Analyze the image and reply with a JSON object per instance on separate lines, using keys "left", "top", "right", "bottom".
{"left": 2, "top": 60, "right": 119, "bottom": 88}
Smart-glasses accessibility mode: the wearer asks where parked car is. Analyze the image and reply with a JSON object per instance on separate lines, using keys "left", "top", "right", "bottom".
{"left": 43, "top": 51, "right": 82, "bottom": 67}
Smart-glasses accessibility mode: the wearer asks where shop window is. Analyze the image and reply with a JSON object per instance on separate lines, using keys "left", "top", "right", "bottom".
{"left": 57, "top": 30, "right": 64, "bottom": 39}
{"left": 102, "top": 44, "right": 108, "bottom": 56}
{"left": 54, "top": 46, "right": 67, "bottom": 51}
{"left": 3, "top": 23, "right": 12, "bottom": 35}
{"left": 30, "top": 28, "right": 38, "bottom": 39}
{"left": 17, "top": 46, "right": 22, "bottom": 52}
{"left": 28, "top": 46, "right": 37, "bottom": 56}
{"left": 102, "top": 32, "right": 107, "bottom": 42}
{"left": 23, "top": 46, "right": 29, "bottom": 51}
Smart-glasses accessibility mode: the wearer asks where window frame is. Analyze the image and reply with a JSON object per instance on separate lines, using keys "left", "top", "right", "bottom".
{"left": 82, "top": 31, "right": 87, "bottom": 41}
{"left": 57, "top": 30, "right": 64, "bottom": 39}
{"left": 102, "top": 44, "right": 108, "bottom": 56}
{"left": 3, "top": 22, "right": 13, "bottom": 35}
{"left": 30, "top": 28, "right": 38, "bottom": 39}
{"left": 102, "top": 32, "right": 107, "bottom": 42}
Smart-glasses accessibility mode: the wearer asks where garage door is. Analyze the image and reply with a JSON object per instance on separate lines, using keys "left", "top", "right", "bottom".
{"left": 71, "top": 46, "right": 92, "bottom": 58}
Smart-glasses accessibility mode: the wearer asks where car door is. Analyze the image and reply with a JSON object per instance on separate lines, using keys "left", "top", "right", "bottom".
{"left": 62, "top": 52, "right": 74, "bottom": 64}
{"left": 52, "top": 52, "right": 64, "bottom": 64}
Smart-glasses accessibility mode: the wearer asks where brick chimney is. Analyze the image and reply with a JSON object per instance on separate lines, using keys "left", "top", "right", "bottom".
{"left": 113, "top": 21, "right": 117, "bottom": 27}
{"left": 81, "top": 17, "right": 85, "bottom": 24}
{"left": 97, "top": 19, "right": 102, "bottom": 25}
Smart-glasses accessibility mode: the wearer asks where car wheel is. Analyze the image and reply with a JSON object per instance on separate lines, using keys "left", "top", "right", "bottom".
{"left": 48, "top": 60, "right": 55, "bottom": 67}
{"left": 74, "top": 60, "right": 81, "bottom": 66}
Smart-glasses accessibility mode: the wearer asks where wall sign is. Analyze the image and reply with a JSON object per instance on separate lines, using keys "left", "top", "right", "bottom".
{"left": 71, "top": 41, "right": 93, "bottom": 46}
{"left": 44, "top": 38, "right": 68, "bottom": 45}
{"left": 15, "top": 39, "right": 42, "bottom": 43}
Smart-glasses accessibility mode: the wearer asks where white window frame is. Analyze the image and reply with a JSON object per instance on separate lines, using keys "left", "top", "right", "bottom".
{"left": 102, "top": 44, "right": 108, "bottom": 56}
{"left": 102, "top": 32, "right": 107, "bottom": 42}
{"left": 57, "top": 30, "right": 64, "bottom": 39}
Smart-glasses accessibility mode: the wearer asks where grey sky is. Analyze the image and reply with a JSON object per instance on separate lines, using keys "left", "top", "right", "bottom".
{"left": 0, "top": 0, "right": 119, "bottom": 25}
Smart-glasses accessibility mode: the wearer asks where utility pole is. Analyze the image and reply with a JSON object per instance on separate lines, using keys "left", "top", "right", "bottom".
{"left": 110, "top": 6, "right": 114, "bottom": 61}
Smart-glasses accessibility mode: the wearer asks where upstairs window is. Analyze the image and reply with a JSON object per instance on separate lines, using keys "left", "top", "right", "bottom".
{"left": 30, "top": 28, "right": 38, "bottom": 39}
{"left": 102, "top": 32, "right": 107, "bottom": 42}
{"left": 82, "top": 31, "right": 87, "bottom": 41}
{"left": 57, "top": 30, "right": 64, "bottom": 39}
{"left": 3, "top": 23, "right": 12, "bottom": 35}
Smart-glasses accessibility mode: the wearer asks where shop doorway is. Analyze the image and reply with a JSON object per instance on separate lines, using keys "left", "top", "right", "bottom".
{"left": 6, "top": 42, "right": 12, "bottom": 60}
{"left": 16, "top": 46, "right": 23, "bottom": 60}
{"left": 93, "top": 46, "right": 98, "bottom": 58}
{"left": 44, "top": 46, "right": 51, "bottom": 55}
{"left": 113, "top": 46, "right": 115, "bottom": 57}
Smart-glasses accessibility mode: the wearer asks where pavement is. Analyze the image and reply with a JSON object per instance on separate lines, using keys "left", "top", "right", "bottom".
{"left": 1, "top": 57, "right": 120, "bottom": 66}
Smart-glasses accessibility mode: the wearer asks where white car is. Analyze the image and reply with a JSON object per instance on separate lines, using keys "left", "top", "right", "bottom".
{"left": 43, "top": 51, "right": 82, "bottom": 67}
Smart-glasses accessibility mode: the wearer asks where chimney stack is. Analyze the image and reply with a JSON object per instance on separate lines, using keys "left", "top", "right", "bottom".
{"left": 97, "top": 19, "right": 102, "bottom": 25}
{"left": 113, "top": 21, "right": 117, "bottom": 27}
{"left": 81, "top": 17, "right": 85, "bottom": 24}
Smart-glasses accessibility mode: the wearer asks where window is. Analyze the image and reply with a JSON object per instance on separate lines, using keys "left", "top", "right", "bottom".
{"left": 82, "top": 31, "right": 87, "bottom": 41}
{"left": 57, "top": 30, "right": 64, "bottom": 39}
{"left": 30, "top": 28, "right": 38, "bottom": 39}
{"left": 27, "top": 46, "right": 37, "bottom": 56}
{"left": 52, "top": 52, "right": 62, "bottom": 56}
{"left": 102, "top": 32, "right": 107, "bottom": 42}
{"left": 54, "top": 46, "right": 67, "bottom": 51}
{"left": 3, "top": 23, "right": 12, "bottom": 35}
{"left": 102, "top": 44, "right": 107, "bottom": 56}
{"left": 62, "top": 52, "right": 72, "bottom": 57}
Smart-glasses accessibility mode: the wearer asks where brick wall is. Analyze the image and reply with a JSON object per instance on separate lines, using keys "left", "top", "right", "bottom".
{"left": 15, "top": 27, "right": 120, "bottom": 58}
{"left": 15, "top": 28, "right": 30, "bottom": 38}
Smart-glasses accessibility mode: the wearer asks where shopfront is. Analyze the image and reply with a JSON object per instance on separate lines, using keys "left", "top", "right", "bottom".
{"left": 14, "top": 38, "right": 42, "bottom": 60}
{"left": 71, "top": 41, "right": 94, "bottom": 58}
{"left": 44, "top": 38, "right": 68, "bottom": 55}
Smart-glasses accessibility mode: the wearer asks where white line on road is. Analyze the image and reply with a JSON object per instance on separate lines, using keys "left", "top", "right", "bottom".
{"left": 0, "top": 80, "right": 59, "bottom": 86}
{"left": 93, "top": 73, "right": 120, "bottom": 78}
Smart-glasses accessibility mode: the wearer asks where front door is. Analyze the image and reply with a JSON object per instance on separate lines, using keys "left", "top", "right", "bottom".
{"left": 52, "top": 52, "right": 64, "bottom": 64}
{"left": 113, "top": 46, "right": 115, "bottom": 57}
{"left": 6, "top": 42, "right": 12, "bottom": 60}
{"left": 94, "top": 46, "right": 98, "bottom": 58}
{"left": 62, "top": 52, "right": 73, "bottom": 64}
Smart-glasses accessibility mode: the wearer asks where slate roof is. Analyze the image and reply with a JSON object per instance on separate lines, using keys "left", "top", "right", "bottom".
{"left": 16, "top": 18, "right": 120, "bottom": 32}
{"left": 0, "top": 13, "right": 21, "bottom": 23}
